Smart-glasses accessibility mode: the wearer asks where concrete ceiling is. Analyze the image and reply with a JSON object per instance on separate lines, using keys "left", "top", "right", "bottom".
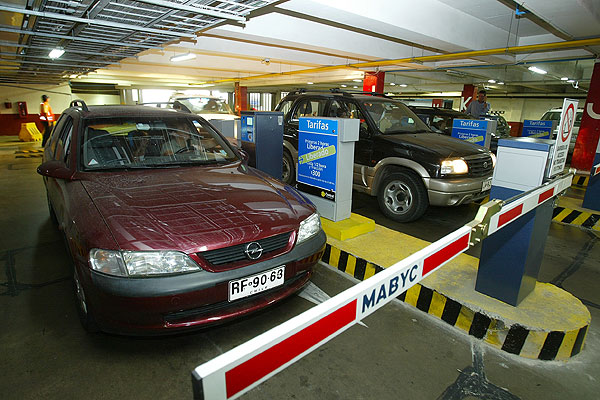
{"left": 1, "top": 0, "right": 599, "bottom": 96}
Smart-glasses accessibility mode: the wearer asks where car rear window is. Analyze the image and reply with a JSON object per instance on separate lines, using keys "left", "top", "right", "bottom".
{"left": 81, "top": 116, "right": 238, "bottom": 170}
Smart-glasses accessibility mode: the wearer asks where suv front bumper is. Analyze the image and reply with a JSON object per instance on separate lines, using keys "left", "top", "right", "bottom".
{"left": 425, "top": 175, "right": 492, "bottom": 206}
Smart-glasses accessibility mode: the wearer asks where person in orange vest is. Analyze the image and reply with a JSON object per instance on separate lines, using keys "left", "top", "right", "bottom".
{"left": 40, "top": 94, "right": 55, "bottom": 146}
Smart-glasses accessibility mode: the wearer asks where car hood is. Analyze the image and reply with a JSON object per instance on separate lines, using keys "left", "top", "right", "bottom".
{"left": 379, "top": 132, "right": 489, "bottom": 158}
{"left": 81, "top": 164, "right": 313, "bottom": 253}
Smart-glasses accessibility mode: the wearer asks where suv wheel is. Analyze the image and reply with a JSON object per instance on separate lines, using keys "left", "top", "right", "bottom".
{"left": 282, "top": 150, "right": 295, "bottom": 185}
{"left": 377, "top": 171, "right": 428, "bottom": 222}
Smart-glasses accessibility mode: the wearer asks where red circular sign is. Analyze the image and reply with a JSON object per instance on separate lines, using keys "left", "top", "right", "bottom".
{"left": 561, "top": 103, "right": 575, "bottom": 142}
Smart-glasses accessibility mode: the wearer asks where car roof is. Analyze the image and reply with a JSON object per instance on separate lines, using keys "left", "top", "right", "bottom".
{"left": 72, "top": 105, "right": 186, "bottom": 118}
{"left": 283, "top": 91, "right": 396, "bottom": 101}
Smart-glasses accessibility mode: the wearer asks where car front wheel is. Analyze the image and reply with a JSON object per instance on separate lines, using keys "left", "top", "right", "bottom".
{"left": 282, "top": 150, "right": 295, "bottom": 185}
{"left": 377, "top": 171, "right": 428, "bottom": 222}
{"left": 74, "top": 269, "right": 99, "bottom": 333}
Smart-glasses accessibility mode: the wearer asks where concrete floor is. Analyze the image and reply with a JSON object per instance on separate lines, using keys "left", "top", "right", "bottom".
{"left": 1, "top": 137, "right": 599, "bottom": 399}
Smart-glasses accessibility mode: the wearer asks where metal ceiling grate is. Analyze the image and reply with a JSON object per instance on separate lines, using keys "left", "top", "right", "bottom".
{"left": 0, "top": 0, "right": 277, "bottom": 84}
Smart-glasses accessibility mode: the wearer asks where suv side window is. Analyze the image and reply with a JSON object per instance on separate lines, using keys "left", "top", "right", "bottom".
{"left": 53, "top": 116, "right": 74, "bottom": 164}
{"left": 277, "top": 99, "right": 294, "bottom": 118}
{"left": 344, "top": 101, "right": 371, "bottom": 138}
{"left": 290, "top": 98, "right": 327, "bottom": 121}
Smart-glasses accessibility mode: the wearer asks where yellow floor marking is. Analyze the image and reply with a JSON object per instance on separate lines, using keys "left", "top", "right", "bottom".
{"left": 455, "top": 307, "right": 474, "bottom": 333}
{"left": 345, "top": 255, "right": 356, "bottom": 277}
{"left": 556, "top": 330, "right": 580, "bottom": 360}
{"left": 428, "top": 291, "right": 447, "bottom": 319}
{"left": 404, "top": 285, "right": 421, "bottom": 307}
{"left": 363, "top": 263, "right": 377, "bottom": 280}
{"left": 571, "top": 212, "right": 592, "bottom": 226}
{"left": 553, "top": 208, "right": 573, "bottom": 221}
{"left": 329, "top": 247, "right": 341, "bottom": 268}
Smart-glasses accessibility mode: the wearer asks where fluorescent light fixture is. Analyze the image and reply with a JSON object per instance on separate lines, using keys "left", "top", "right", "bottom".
{"left": 498, "top": 82, "right": 505, "bottom": 85}
{"left": 528, "top": 66, "right": 547, "bottom": 75}
{"left": 353, "top": 86, "right": 358, "bottom": 88}
{"left": 561, "top": 77, "right": 569, "bottom": 81}
{"left": 390, "top": 82, "right": 396, "bottom": 86}
{"left": 353, "top": 79, "right": 362, "bottom": 82}
{"left": 341, "top": 84, "right": 347, "bottom": 87}
{"left": 567, "top": 79, "right": 575, "bottom": 83}
{"left": 488, "top": 79, "right": 496, "bottom": 83}
{"left": 307, "top": 82, "right": 314, "bottom": 85}
{"left": 399, "top": 84, "right": 408, "bottom": 88}
{"left": 170, "top": 53, "right": 196, "bottom": 62}
{"left": 48, "top": 48, "right": 65, "bottom": 59}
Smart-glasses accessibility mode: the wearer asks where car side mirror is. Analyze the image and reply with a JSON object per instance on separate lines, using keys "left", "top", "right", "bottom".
{"left": 37, "top": 160, "right": 75, "bottom": 180}
{"left": 238, "top": 149, "right": 250, "bottom": 163}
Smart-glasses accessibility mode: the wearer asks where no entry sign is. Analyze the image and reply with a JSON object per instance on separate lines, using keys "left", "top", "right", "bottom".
{"left": 550, "top": 98, "right": 579, "bottom": 176}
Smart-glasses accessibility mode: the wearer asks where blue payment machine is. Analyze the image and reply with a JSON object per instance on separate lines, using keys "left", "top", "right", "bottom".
{"left": 521, "top": 120, "right": 556, "bottom": 139}
{"left": 451, "top": 119, "right": 496, "bottom": 148}
{"left": 240, "top": 111, "right": 284, "bottom": 179}
{"left": 582, "top": 139, "right": 600, "bottom": 211}
{"left": 296, "top": 117, "right": 359, "bottom": 221}
{"left": 476, "top": 137, "right": 556, "bottom": 306}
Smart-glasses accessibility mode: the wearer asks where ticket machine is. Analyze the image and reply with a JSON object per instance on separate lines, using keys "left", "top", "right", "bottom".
{"left": 240, "top": 111, "right": 284, "bottom": 179}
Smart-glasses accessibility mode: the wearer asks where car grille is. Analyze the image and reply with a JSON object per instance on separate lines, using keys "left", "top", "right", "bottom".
{"left": 466, "top": 155, "right": 493, "bottom": 177}
{"left": 199, "top": 232, "right": 292, "bottom": 266}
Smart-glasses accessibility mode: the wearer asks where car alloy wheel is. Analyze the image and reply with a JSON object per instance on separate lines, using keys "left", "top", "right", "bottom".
{"left": 74, "top": 270, "right": 87, "bottom": 315}
{"left": 282, "top": 150, "right": 295, "bottom": 185}
{"left": 383, "top": 181, "right": 413, "bottom": 215}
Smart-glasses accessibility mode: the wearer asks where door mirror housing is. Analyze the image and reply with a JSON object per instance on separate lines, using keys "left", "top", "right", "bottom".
{"left": 37, "top": 160, "right": 76, "bottom": 180}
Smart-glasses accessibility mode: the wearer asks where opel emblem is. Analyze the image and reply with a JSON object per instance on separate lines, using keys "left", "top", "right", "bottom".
{"left": 245, "top": 242, "right": 263, "bottom": 260}
{"left": 483, "top": 161, "right": 488, "bottom": 168}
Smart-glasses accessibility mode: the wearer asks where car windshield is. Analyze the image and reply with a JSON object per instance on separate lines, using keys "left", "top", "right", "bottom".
{"left": 81, "top": 116, "right": 238, "bottom": 170}
{"left": 361, "top": 100, "right": 430, "bottom": 134}
{"left": 173, "top": 97, "right": 233, "bottom": 115}
{"left": 542, "top": 110, "right": 583, "bottom": 127}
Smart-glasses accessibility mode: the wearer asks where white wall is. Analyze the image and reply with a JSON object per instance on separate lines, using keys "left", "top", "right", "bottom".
{"left": 74, "top": 93, "right": 122, "bottom": 106}
{"left": 0, "top": 84, "right": 73, "bottom": 115}
{"left": 490, "top": 98, "right": 565, "bottom": 121}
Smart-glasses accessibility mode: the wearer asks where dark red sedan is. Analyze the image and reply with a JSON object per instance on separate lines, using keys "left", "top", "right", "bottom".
{"left": 38, "top": 101, "right": 326, "bottom": 335}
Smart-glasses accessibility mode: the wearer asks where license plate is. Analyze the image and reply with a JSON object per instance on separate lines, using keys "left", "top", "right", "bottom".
{"left": 482, "top": 177, "right": 493, "bottom": 191}
{"left": 228, "top": 266, "right": 285, "bottom": 301}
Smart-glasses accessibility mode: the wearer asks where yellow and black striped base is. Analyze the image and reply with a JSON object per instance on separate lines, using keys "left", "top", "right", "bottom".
{"left": 571, "top": 175, "right": 589, "bottom": 187}
{"left": 15, "top": 149, "right": 43, "bottom": 158}
{"left": 553, "top": 206, "right": 600, "bottom": 231}
{"left": 322, "top": 243, "right": 589, "bottom": 361}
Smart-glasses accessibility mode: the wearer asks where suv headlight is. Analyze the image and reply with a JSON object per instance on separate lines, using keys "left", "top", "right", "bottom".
{"left": 491, "top": 153, "right": 496, "bottom": 168}
{"left": 441, "top": 158, "right": 468, "bottom": 175}
{"left": 89, "top": 249, "right": 200, "bottom": 277}
{"left": 297, "top": 213, "right": 321, "bottom": 244}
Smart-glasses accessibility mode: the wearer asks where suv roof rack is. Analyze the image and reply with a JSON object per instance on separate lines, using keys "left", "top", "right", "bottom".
{"left": 70, "top": 99, "right": 89, "bottom": 112}
{"left": 284, "top": 88, "right": 390, "bottom": 98}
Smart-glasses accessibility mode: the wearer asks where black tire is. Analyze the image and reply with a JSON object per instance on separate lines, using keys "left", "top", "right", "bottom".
{"left": 47, "top": 193, "right": 58, "bottom": 226}
{"left": 73, "top": 269, "right": 100, "bottom": 333}
{"left": 282, "top": 149, "right": 296, "bottom": 185}
{"left": 377, "top": 170, "right": 428, "bottom": 222}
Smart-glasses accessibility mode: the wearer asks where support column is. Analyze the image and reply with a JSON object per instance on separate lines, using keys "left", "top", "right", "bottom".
{"left": 460, "top": 84, "right": 477, "bottom": 112}
{"left": 234, "top": 82, "right": 248, "bottom": 116}
{"left": 363, "top": 71, "right": 385, "bottom": 93}
{"left": 571, "top": 58, "right": 600, "bottom": 172}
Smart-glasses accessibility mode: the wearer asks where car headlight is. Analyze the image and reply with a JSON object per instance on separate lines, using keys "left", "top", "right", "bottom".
{"left": 441, "top": 158, "right": 468, "bottom": 175}
{"left": 491, "top": 153, "right": 496, "bottom": 168}
{"left": 89, "top": 249, "right": 200, "bottom": 277}
{"left": 297, "top": 213, "right": 321, "bottom": 244}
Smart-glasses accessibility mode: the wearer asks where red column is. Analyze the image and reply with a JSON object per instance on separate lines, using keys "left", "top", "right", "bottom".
{"left": 234, "top": 82, "right": 247, "bottom": 116}
{"left": 571, "top": 59, "right": 600, "bottom": 172}
{"left": 363, "top": 71, "right": 385, "bottom": 93}
{"left": 460, "top": 84, "right": 477, "bottom": 112}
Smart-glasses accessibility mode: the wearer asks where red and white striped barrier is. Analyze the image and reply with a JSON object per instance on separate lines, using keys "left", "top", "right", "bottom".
{"left": 487, "top": 173, "right": 572, "bottom": 235}
{"left": 192, "top": 172, "right": 573, "bottom": 400}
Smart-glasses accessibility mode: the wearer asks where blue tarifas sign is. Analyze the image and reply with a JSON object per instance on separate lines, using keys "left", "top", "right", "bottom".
{"left": 297, "top": 118, "right": 338, "bottom": 199}
{"left": 451, "top": 119, "right": 489, "bottom": 147}
{"left": 521, "top": 120, "right": 554, "bottom": 139}
{"left": 240, "top": 115, "right": 254, "bottom": 142}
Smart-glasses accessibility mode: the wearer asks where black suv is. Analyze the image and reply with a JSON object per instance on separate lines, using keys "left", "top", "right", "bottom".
{"left": 409, "top": 106, "right": 511, "bottom": 152}
{"left": 276, "top": 90, "right": 495, "bottom": 222}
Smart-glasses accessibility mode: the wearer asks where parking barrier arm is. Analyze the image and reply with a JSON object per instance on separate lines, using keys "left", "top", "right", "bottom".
{"left": 191, "top": 170, "right": 573, "bottom": 400}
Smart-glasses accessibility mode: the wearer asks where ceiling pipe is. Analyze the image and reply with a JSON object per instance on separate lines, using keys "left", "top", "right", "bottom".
{"left": 205, "top": 37, "right": 600, "bottom": 84}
